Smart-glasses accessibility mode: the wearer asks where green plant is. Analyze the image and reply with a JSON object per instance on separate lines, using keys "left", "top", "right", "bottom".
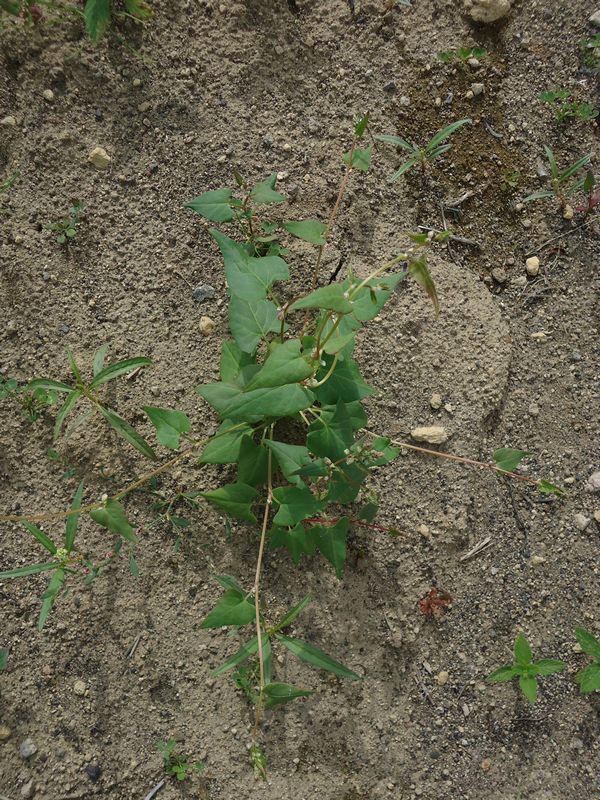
{"left": 376, "top": 119, "right": 471, "bottom": 180}
{"left": 524, "top": 146, "right": 594, "bottom": 210}
{"left": 580, "top": 33, "right": 600, "bottom": 73}
{"left": 157, "top": 740, "right": 204, "bottom": 782}
{"left": 500, "top": 169, "right": 520, "bottom": 192}
{"left": 1, "top": 375, "right": 58, "bottom": 423}
{"left": 0, "top": 172, "right": 19, "bottom": 216}
{"left": 0, "top": 118, "right": 566, "bottom": 774}
{"left": 44, "top": 200, "right": 85, "bottom": 245}
{"left": 539, "top": 88, "right": 598, "bottom": 124}
{"left": 28, "top": 347, "right": 156, "bottom": 458}
{"left": 574, "top": 628, "right": 600, "bottom": 694}
{"left": 438, "top": 46, "right": 487, "bottom": 64}
{"left": 488, "top": 633, "right": 566, "bottom": 703}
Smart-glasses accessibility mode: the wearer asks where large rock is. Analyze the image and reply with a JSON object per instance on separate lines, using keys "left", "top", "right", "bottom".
{"left": 465, "top": 0, "right": 512, "bottom": 23}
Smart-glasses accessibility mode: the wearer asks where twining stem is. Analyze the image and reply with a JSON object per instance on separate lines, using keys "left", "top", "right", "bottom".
{"left": 301, "top": 135, "right": 358, "bottom": 335}
{"left": 252, "top": 426, "right": 274, "bottom": 737}
{"left": 364, "top": 431, "right": 540, "bottom": 486}
{"left": 312, "top": 354, "right": 339, "bottom": 388}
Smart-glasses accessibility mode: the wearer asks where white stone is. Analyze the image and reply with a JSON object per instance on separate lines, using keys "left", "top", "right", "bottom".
{"left": 430, "top": 393, "right": 443, "bottom": 409}
{"left": 590, "top": 10, "right": 600, "bottom": 27}
{"left": 410, "top": 426, "right": 449, "bottom": 445}
{"left": 586, "top": 472, "right": 600, "bottom": 492}
{"left": 574, "top": 513, "right": 591, "bottom": 532}
{"left": 563, "top": 204, "right": 574, "bottom": 220}
{"left": 436, "top": 670, "right": 449, "bottom": 685}
{"left": 471, "top": 83, "right": 485, "bottom": 96}
{"left": 73, "top": 680, "right": 86, "bottom": 696}
{"left": 525, "top": 256, "right": 539, "bottom": 276}
{"left": 88, "top": 147, "right": 111, "bottom": 170}
{"left": 42, "top": 89, "right": 54, "bottom": 102}
{"left": 530, "top": 555, "right": 546, "bottom": 566}
{"left": 200, "top": 316, "right": 215, "bottom": 336}
{"left": 1, "top": 115, "right": 17, "bottom": 126}
{"left": 466, "top": 0, "right": 512, "bottom": 23}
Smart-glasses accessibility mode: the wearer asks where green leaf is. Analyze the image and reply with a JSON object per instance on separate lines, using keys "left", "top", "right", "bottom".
{"left": 277, "top": 635, "right": 360, "bottom": 680}
{"left": 327, "top": 461, "right": 368, "bottom": 503}
{"left": 538, "top": 480, "right": 566, "bottom": 496}
{"left": 263, "top": 636, "right": 273, "bottom": 685}
{"left": 350, "top": 272, "right": 406, "bottom": 321}
{"left": 493, "top": 448, "right": 530, "bottom": 473}
{"left": 228, "top": 297, "right": 280, "bottom": 353}
{"left": 282, "top": 219, "right": 327, "bottom": 245}
{"left": 576, "top": 663, "right": 600, "bottom": 694}
{"left": 342, "top": 145, "right": 372, "bottom": 172}
{"left": 84, "top": 0, "right": 111, "bottom": 41}
{"left": 265, "top": 441, "right": 313, "bottom": 487}
{"left": 53, "top": 390, "right": 81, "bottom": 439}
{"left": 90, "top": 499, "right": 137, "bottom": 543}
{"left": 200, "top": 482, "right": 258, "bottom": 523}
{"left": 275, "top": 595, "right": 312, "bottom": 630}
{"left": 251, "top": 174, "right": 286, "bottom": 204}
{"left": 245, "top": 340, "right": 313, "bottom": 390}
{"left": 220, "top": 341, "right": 256, "bottom": 383}
{"left": 514, "top": 633, "right": 533, "bottom": 666}
{"left": 375, "top": 133, "right": 417, "bottom": 152}
{"left": 38, "top": 568, "right": 65, "bottom": 630}
{"left": 488, "top": 665, "right": 518, "bottom": 682}
{"left": 237, "top": 436, "right": 268, "bottom": 487}
{"left": 519, "top": 674, "right": 538, "bottom": 704}
{"left": 201, "top": 589, "right": 256, "bottom": 628}
{"left": 269, "top": 523, "right": 317, "bottom": 564}
{"left": 0, "top": 562, "right": 59, "bottom": 580}
{"left": 123, "top": 0, "right": 152, "bottom": 19}
{"left": 213, "top": 635, "right": 266, "bottom": 676}
{"left": 543, "top": 145, "right": 558, "bottom": 178}
{"left": 262, "top": 682, "right": 312, "bottom": 708}
{"left": 21, "top": 521, "right": 57, "bottom": 555}
{"left": 92, "top": 344, "right": 110, "bottom": 377}
{"left": 289, "top": 285, "right": 353, "bottom": 315}
{"left": 428, "top": 118, "right": 471, "bottom": 149}
{"left": 90, "top": 357, "right": 151, "bottom": 387}
{"left": 272, "top": 486, "right": 325, "bottom": 527}
{"left": 307, "top": 398, "right": 354, "bottom": 461}
{"left": 314, "top": 357, "right": 374, "bottom": 405}
{"left": 98, "top": 406, "right": 157, "bottom": 460}
{"left": 535, "top": 658, "right": 566, "bottom": 676}
{"left": 129, "top": 554, "right": 139, "bottom": 577}
{"left": 358, "top": 501, "right": 378, "bottom": 522}
{"left": 321, "top": 400, "right": 367, "bottom": 433}
{"left": 143, "top": 406, "right": 191, "bottom": 450}
{"left": 0, "top": 0, "right": 20, "bottom": 14}
{"left": 559, "top": 151, "right": 593, "bottom": 182}
{"left": 199, "top": 419, "right": 251, "bottom": 464}
{"left": 322, "top": 332, "right": 355, "bottom": 356}
{"left": 312, "top": 517, "right": 349, "bottom": 578}
{"left": 0, "top": 648, "right": 7, "bottom": 670}
{"left": 354, "top": 113, "right": 369, "bottom": 137}
{"left": 575, "top": 628, "right": 600, "bottom": 660}
{"left": 28, "top": 378, "right": 73, "bottom": 393}
{"left": 184, "top": 188, "right": 236, "bottom": 223}
{"left": 409, "top": 259, "right": 439, "bottom": 315}
{"left": 215, "top": 574, "right": 246, "bottom": 594}
{"left": 367, "top": 436, "right": 400, "bottom": 466}
{"left": 389, "top": 157, "right": 420, "bottom": 181}
{"left": 523, "top": 190, "right": 555, "bottom": 203}
{"left": 208, "top": 383, "right": 314, "bottom": 424}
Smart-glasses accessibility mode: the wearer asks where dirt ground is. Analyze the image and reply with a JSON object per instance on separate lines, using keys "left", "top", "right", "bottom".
{"left": 1, "top": 0, "right": 600, "bottom": 798}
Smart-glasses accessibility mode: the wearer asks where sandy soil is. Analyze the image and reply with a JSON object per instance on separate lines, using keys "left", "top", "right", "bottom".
{"left": 1, "top": 1, "right": 599, "bottom": 798}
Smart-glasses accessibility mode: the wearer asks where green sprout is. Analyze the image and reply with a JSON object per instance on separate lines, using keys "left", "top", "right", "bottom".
{"left": 488, "top": 633, "right": 566, "bottom": 703}
{"left": 157, "top": 740, "right": 205, "bottom": 782}
{"left": 574, "top": 628, "right": 600, "bottom": 694}
{"left": 524, "top": 146, "right": 594, "bottom": 210}
{"left": 539, "top": 88, "right": 598, "bottom": 124}
{"left": 44, "top": 201, "right": 85, "bottom": 245}
{"left": 376, "top": 119, "right": 471, "bottom": 180}
{"left": 438, "top": 46, "right": 487, "bottom": 64}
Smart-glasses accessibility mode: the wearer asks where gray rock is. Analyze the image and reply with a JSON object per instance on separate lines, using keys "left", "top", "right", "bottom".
{"left": 586, "top": 471, "right": 600, "bottom": 492}
{"left": 19, "top": 738, "right": 37, "bottom": 759}
{"left": 1, "top": 115, "right": 17, "bottom": 127}
{"left": 465, "top": 0, "right": 512, "bottom": 23}
{"left": 471, "top": 82, "right": 485, "bottom": 96}
{"left": 590, "top": 9, "right": 600, "bottom": 27}
{"left": 574, "top": 513, "right": 591, "bottom": 532}
{"left": 20, "top": 780, "right": 35, "bottom": 799}
{"left": 192, "top": 284, "right": 216, "bottom": 303}
{"left": 383, "top": 81, "right": 397, "bottom": 94}
{"left": 491, "top": 267, "right": 507, "bottom": 284}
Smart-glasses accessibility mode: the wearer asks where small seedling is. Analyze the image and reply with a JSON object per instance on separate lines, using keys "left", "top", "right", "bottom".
{"left": 488, "top": 633, "right": 566, "bottom": 703}
{"left": 1, "top": 376, "right": 58, "bottom": 423}
{"left": 438, "top": 46, "right": 487, "bottom": 65}
{"left": 45, "top": 201, "right": 85, "bottom": 245}
{"left": 418, "top": 587, "right": 452, "bottom": 619}
{"left": 539, "top": 88, "right": 598, "bottom": 124}
{"left": 524, "top": 146, "right": 594, "bottom": 210}
{"left": 0, "top": 172, "right": 19, "bottom": 216}
{"left": 576, "top": 170, "right": 599, "bottom": 214}
{"left": 574, "top": 628, "right": 600, "bottom": 694}
{"left": 157, "top": 740, "right": 204, "bottom": 782}
{"left": 580, "top": 33, "right": 600, "bottom": 73}
{"left": 376, "top": 119, "right": 471, "bottom": 180}
{"left": 500, "top": 169, "right": 520, "bottom": 192}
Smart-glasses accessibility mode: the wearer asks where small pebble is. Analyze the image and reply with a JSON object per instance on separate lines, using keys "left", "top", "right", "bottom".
{"left": 525, "top": 256, "right": 539, "bottom": 276}
{"left": 132, "top": 78, "right": 142, "bottom": 87}
{"left": 465, "top": 90, "right": 474, "bottom": 100}
{"left": 192, "top": 284, "right": 216, "bottom": 303}
{"left": 471, "top": 83, "right": 485, "bottom": 96}
{"left": 383, "top": 81, "right": 397, "bottom": 94}
{"left": 436, "top": 670, "right": 449, "bottom": 685}
{"left": 491, "top": 267, "right": 507, "bottom": 284}
{"left": 586, "top": 472, "right": 600, "bottom": 492}
{"left": 200, "top": 316, "right": 216, "bottom": 336}
{"left": 0, "top": 724, "right": 11, "bottom": 741}
{"left": 521, "top": 218, "right": 532, "bottom": 228}
{"left": 1, "top": 115, "right": 17, "bottom": 126}
{"left": 85, "top": 764, "right": 102, "bottom": 783}
{"left": 88, "top": 147, "right": 111, "bottom": 170}
{"left": 410, "top": 426, "right": 448, "bottom": 444}
{"left": 73, "top": 680, "right": 86, "bottom": 696}
{"left": 19, "top": 738, "right": 37, "bottom": 759}
{"left": 430, "top": 393, "right": 442, "bottom": 409}
{"left": 42, "top": 89, "right": 54, "bottom": 102}
{"left": 530, "top": 555, "right": 546, "bottom": 566}
{"left": 6, "top": 320, "right": 17, "bottom": 336}
{"left": 528, "top": 403, "right": 540, "bottom": 417}
{"left": 20, "top": 780, "right": 35, "bottom": 799}
{"left": 481, "top": 758, "right": 492, "bottom": 771}
{"left": 563, "top": 204, "right": 574, "bottom": 220}
{"left": 399, "top": 95, "right": 411, "bottom": 106}
{"left": 594, "top": 510, "right": 600, "bottom": 523}
{"left": 589, "top": 9, "right": 600, "bottom": 27}
{"left": 574, "top": 513, "right": 591, "bottom": 532}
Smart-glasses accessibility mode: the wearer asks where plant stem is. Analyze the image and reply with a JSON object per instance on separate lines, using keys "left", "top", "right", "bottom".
{"left": 312, "top": 354, "right": 338, "bottom": 387}
{"left": 252, "top": 427, "right": 274, "bottom": 738}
